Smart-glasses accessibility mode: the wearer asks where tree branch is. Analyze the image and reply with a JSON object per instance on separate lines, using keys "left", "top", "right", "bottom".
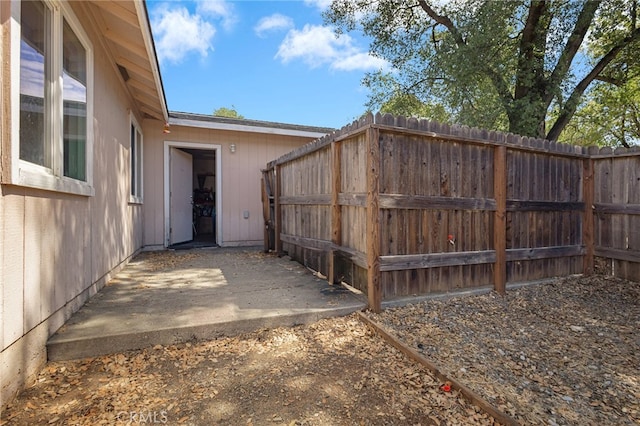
{"left": 515, "top": 0, "right": 548, "bottom": 100}
{"left": 417, "top": 0, "right": 513, "bottom": 113}
{"left": 544, "top": 1, "right": 600, "bottom": 107}
{"left": 547, "top": 27, "right": 640, "bottom": 140}
{"left": 417, "top": 0, "right": 465, "bottom": 45}
{"left": 594, "top": 75, "right": 625, "bottom": 86}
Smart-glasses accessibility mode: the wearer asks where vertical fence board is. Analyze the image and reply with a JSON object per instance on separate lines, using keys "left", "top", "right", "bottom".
{"left": 494, "top": 145, "right": 507, "bottom": 294}
{"left": 583, "top": 159, "right": 595, "bottom": 274}
{"left": 366, "top": 126, "right": 382, "bottom": 312}
{"left": 329, "top": 141, "right": 342, "bottom": 284}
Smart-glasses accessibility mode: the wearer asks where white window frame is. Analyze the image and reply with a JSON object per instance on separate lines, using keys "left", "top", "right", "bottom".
{"left": 129, "top": 112, "right": 143, "bottom": 204}
{"left": 10, "top": 0, "right": 94, "bottom": 196}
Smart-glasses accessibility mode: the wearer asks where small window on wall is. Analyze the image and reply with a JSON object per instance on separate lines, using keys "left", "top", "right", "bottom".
{"left": 130, "top": 115, "right": 143, "bottom": 203}
{"left": 16, "top": 0, "right": 93, "bottom": 195}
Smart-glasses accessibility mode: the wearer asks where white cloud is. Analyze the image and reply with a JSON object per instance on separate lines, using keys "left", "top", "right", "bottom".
{"left": 254, "top": 13, "right": 294, "bottom": 38}
{"left": 275, "top": 24, "right": 389, "bottom": 72}
{"left": 151, "top": 5, "right": 215, "bottom": 64}
{"left": 196, "top": 0, "right": 237, "bottom": 31}
{"left": 276, "top": 25, "right": 346, "bottom": 68}
{"left": 303, "top": 0, "right": 333, "bottom": 11}
{"left": 331, "top": 52, "right": 389, "bottom": 71}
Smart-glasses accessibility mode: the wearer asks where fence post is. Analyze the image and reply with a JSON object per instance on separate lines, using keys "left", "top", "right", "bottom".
{"left": 493, "top": 145, "right": 507, "bottom": 295}
{"left": 366, "top": 126, "right": 382, "bottom": 312}
{"left": 329, "top": 140, "right": 342, "bottom": 284}
{"left": 583, "top": 157, "right": 595, "bottom": 275}
{"left": 274, "top": 164, "right": 283, "bottom": 256}
{"left": 261, "top": 176, "right": 269, "bottom": 252}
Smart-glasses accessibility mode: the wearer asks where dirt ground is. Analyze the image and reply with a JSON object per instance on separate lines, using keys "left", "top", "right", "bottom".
{"left": 2, "top": 274, "right": 638, "bottom": 426}
{"left": 2, "top": 316, "right": 496, "bottom": 426}
{"left": 368, "top": 275, "right": 640, "bottom": 425}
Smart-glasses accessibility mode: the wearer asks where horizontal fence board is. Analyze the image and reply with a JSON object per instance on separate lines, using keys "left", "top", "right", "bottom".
{"left": 506, "top": 200, "right": 584, "bottom": 211}
{"left": 335, "top": 246, "right": 368, "bottom": 270}
{"left": 338, "top": 193, "right": 367, "bottom": 207}
{"left": 280, "top": 234, "right": 332, "bottom": 252}
{"left": 594, "top": 247, "right": 640, "bottom": 263}
{"left": 594, "top": 203, "right": 640, "bottom": 215}
{"left": 279, "top": 195, "right": 331, "bottom": 205}
{"left": 380, "top": 250, "right": 496, "bottom": 271}
{"left": 506, "top": 245, "right": 585, "bottom": 261}
{"left": 379, "top": 194, "right": 497, "bottom": 211}
{"left": 281, "top": 234, "right": 369, "bottom": 269}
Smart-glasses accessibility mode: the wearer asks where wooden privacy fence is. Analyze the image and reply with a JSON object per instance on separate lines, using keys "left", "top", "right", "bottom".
{"left": 262, "top": 113, "right": 640, "bottom": 312}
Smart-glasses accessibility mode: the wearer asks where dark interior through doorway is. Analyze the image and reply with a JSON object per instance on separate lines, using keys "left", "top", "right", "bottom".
{"left": 172, "top": 148, "right": 217, "bottom": 249}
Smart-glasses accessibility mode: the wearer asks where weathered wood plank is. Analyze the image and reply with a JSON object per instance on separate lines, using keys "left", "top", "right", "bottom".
{"left": 280, "top": 233, "right": 333, "bottom": 252}
{"left": 275, "top": 165, "right": 283, "bottom": 255}
{"left": 506, "top": 200, "right": 584, "bottom": 211}
{"left": 366, "top": 127, "right": 382, "bottom": 312}
{"left": 583, "top": 159, "right": 595, "bottom": 275}
{"left": 593, "top": 203, "right": 640, "bottom": 215}
{"left": 338, "top": 193, "right": 365, "bottom": 208}
{"left": 594, "top": 246, "right": 640, "bottom": 263}
{"left": 333, "top": 247, "right": 368, "bottom": 270}
{"left": 372, "top": 123, "right": 588, "bottom": 159}
{"left": 378, "top": 194, "right": 497, "bottom": 211}
{"left": 506, "top": 245, "right": 585, "bottom": 261}
{"left": 380, "top": 250, "right": 497, "bottom": 271}
{"left": 329, "top": 141, "right": 342, "bottom": 284}
{"left": 493, "top": 145, "right": 507, "bottom": 294}
{"left": 278, "top": 195, "right": 332, "bottom": 205}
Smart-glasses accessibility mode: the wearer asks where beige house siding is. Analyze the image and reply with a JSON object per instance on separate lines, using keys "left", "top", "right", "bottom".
{"left": 1, "top": 2, "right": 144, "bottom": 406}
{"left": 142, "top": 120, "right": 318, "bottom": 247}
{"left": 1, "top": 0, "right": 329, "bottom": 408}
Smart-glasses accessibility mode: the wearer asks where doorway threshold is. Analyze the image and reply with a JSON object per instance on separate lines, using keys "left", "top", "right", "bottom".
{"left": 169, "top": 239, "right": 218, "bottom": 250}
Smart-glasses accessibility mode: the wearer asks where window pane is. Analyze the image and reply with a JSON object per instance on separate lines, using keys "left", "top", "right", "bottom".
{"left": 20, "top": 0, "right": 51, "bottom": 167}
{"left": 63, "top": 19, "right": 87, "bottom": 181}
{"left": 135, "top": 129, "right": 142, "bottom": 197}
{"left": 130, "top": 124, "right": 136, "bottom": 196}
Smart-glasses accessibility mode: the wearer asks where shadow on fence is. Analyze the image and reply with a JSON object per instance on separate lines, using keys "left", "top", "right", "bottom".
{"left": 262, "top": 113, "right": 640, "bottom": 312}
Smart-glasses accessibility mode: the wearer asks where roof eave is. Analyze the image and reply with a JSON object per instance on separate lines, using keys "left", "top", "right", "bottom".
{"left": 168, "top": 116, "right": 332, "bottom": 139}
{"left": 134, "top": 0, "right": 168, "bottom": 122}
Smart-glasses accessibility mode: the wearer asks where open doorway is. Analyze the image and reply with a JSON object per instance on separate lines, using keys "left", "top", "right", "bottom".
{"left": 164, "top": 141, "right": 222, "bottom": 248}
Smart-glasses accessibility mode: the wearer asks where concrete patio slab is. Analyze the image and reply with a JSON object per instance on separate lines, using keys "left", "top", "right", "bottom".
{"left": 47, "top": 247, "right": 366, "bottom": 361}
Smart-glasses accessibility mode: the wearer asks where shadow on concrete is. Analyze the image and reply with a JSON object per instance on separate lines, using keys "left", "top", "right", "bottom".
{"left": 47, "top": 247, "right": 366, "bottom": 360}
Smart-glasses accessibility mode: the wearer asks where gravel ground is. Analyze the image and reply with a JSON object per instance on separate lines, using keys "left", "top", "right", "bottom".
{"left": 367, "top": 275, "right": 640, "bottom": 425}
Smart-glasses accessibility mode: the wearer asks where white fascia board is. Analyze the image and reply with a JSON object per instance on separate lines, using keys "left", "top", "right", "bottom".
{"left": 168, "top": 117, "right": 330, "bottom": 139}
{"left": 133, "top": 0, "right": 168, "bottom": 122}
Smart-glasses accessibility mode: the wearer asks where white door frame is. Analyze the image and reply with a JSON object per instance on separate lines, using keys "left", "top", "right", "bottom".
{"left": 163, "top": 141, "right": 222, "bottom": 247}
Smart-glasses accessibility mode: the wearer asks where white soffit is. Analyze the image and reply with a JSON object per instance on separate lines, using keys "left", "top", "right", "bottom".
{"left": 87, "top": 0, "right": 168, "bottom": 122}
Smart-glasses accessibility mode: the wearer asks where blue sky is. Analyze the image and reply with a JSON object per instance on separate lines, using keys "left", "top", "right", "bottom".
{"left": 147, "top": 0, "right": 389, "bottom": 129}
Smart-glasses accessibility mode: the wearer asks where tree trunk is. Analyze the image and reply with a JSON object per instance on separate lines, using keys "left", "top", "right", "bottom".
{"left": 506, "top": 97, "right": 548, "bottom": 139}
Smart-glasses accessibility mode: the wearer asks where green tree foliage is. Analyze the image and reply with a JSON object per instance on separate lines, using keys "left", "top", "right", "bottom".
{"left": 213, "top": 106, "right": 244, "bottom": 119}
{"left": 558, "top": 76, "right": 640, "bottom": 147}
{"left": 379, "top": 91, "right": 452, "bottom": 124}
{"left": 325, "top": 0, "right": 640, "bottom": 143}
